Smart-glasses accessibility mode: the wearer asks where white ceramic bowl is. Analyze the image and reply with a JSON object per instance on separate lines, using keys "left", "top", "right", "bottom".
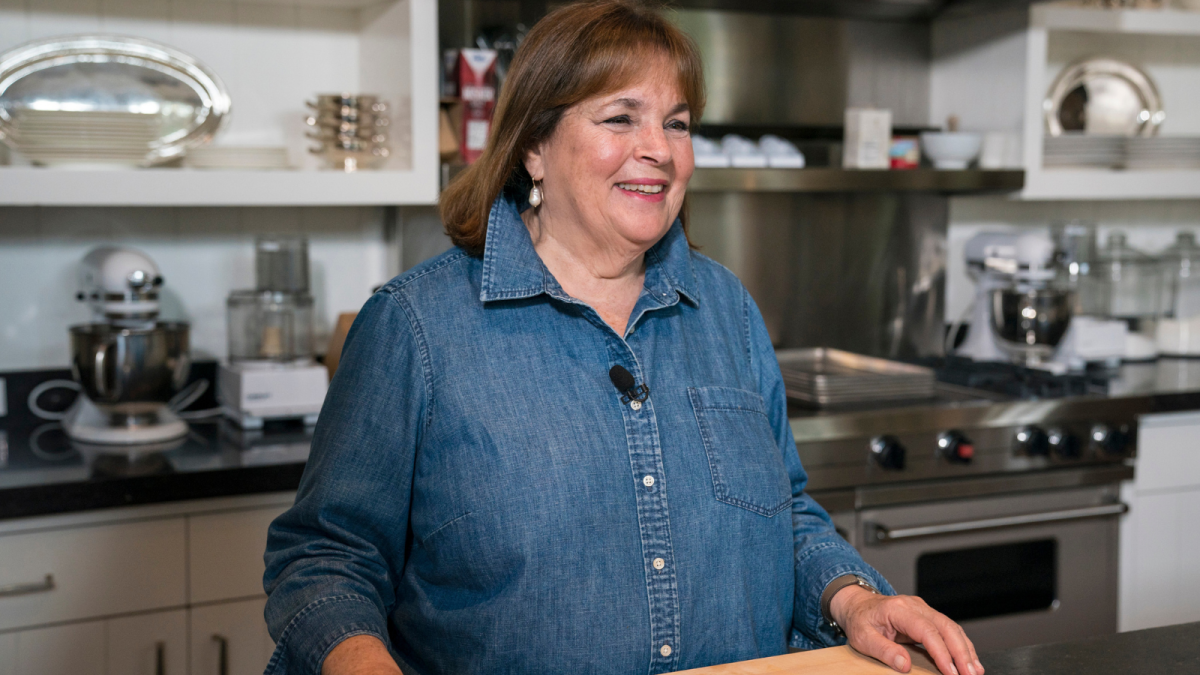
{"left": 920, "top": 132, "right": 983, "bottom": 170}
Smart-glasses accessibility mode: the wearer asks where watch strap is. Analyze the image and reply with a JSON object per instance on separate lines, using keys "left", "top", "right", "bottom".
{"left": 821, "top": 574, "right": 879, "bottom": 636}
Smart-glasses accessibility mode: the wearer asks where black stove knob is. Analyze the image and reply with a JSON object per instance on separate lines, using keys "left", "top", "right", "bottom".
{"left": 1091, "top": 424, "right": 1130, "bottom": 456}
{"left": 1014, "top": 426, "right": 1050, "bottom": 457}
{"left": 870, "top": 435, "right": 906, "bottom": 471}
{"left": 937, "top": 430, "right": 975, "bottom": 464}
{"left": 1047, "top": 427, "right": 1081, "bottom": 459}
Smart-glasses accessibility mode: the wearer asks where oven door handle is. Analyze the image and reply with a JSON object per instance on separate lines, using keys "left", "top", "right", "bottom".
{"left": 865, "top": 502, "right": 1128, "bottom": 544}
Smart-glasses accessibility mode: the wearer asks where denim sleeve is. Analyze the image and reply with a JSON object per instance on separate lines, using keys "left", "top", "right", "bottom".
{"left": 262, "top": 290, "right": 428, "bottom": 675}
{"left": 741, "top": 288, "right": 896, "bottom": 651}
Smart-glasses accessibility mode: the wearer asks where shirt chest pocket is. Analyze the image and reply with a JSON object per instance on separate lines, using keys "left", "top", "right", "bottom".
{"left": 688, "top": 386, "right": 793, "bottom": 517}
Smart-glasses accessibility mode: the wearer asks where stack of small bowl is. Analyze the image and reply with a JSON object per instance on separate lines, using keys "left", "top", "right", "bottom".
{"left": 305, "top": 94, "right": 390, "bottom": 171}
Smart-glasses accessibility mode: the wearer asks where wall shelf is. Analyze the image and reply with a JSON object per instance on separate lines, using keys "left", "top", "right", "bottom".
{"left": 0, "top": 0, "right": 440, "bottom": 207}
{"left": 1031, "top": 5, "right": 1200, "bottom": 37}
{"left": 1021, "top": 168, "right": 1200, "bottom": 200}
{"left": 0, "top": 167, "right": 437, "bottom": 206}
{"left": 688, "top": 168, "right": 1024, "bottom": 193}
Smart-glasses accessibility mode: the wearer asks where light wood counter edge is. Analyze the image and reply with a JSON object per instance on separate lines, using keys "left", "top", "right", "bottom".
{"left": 670, "top": 645, "right": 940, "bottom": 675}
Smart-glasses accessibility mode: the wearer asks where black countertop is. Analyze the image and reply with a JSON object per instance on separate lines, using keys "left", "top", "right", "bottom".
{"left": 0, "top": 363, "right": 309, "bottom": 521}
{"left": 980, "top": 621, "right": 1200, "bottom": 674}
{"left": 5, "top": 358, "right": 1200, "bottom": 522}
{"left": 0, "top": 417, "right": 309, "bottom": 521}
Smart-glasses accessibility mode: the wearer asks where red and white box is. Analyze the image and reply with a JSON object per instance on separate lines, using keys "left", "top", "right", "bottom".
{"left": 457, "top": 49, "right": 498, "bottom": 164}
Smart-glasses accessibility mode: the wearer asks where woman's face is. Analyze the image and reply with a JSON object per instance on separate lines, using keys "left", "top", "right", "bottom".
{"left": 524, "top": 62, "right": 694, "bottom": 253}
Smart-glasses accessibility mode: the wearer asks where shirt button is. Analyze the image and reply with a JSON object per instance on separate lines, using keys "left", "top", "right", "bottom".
{"left": 660, "top": 644, "right": 672, "bottom": 657}
{"left": 653, "top": 557, "right": 665, "bottom": 570}
{"left": 643, "top": 475, "right": 655, "bottom": 487}
{"left": 630, "top": 400, "right": 642, "bottom": 411}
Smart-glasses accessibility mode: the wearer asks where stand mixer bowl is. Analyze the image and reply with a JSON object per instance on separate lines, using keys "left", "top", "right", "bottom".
{"left": 990, "top": 288, "right": 1074, "bottom": 364}
{"left": 69, "top": 322, "right": 191, "bottom": 411}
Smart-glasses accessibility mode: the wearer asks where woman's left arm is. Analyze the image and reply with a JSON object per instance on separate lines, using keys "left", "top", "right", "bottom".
{"left": 742, "top": 287, "right": 982, "bottom": 675}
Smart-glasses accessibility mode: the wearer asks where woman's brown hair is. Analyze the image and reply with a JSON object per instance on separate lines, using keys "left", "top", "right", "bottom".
{"left": 439, "top": 0, "right": 706, "bottom": 256}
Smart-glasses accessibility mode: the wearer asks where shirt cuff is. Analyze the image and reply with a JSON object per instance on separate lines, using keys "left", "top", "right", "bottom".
{"left": 264, "top": 594, "right": 391, "bottom": 675}
{"left": 793, "top": 541, "right": 894, "bottom": 649}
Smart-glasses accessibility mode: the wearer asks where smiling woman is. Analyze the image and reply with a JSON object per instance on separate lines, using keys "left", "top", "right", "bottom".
{"left": 439, "top": 0, "right": 704, "bottom": 255}
{"left": 261, "top": 3, "right": 982, "bottom": 675}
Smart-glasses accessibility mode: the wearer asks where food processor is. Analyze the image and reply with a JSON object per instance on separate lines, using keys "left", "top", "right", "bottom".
{"left": 63, "top": 247, "right": 191, "bottom": 444}
{"left": 218, "top": 236, "right": 328, "bottom": 429}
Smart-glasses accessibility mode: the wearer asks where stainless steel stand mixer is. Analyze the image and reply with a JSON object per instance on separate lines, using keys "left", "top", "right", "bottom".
{"left": 64, "top": 247, "right": 191, "bottom": 444}
{"left": 958, "top": 232, "right": 1076, "bottom": 368}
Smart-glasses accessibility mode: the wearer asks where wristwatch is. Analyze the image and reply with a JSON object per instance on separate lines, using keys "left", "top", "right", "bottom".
{"left": 821, "top": 574, "right": 879, "bottom": 637}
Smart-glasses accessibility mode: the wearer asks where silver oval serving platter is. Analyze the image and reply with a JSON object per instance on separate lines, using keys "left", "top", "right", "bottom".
{"left": 1044, "top": 57, "right": 1163, "bottom": 138}
{"left": 0, "top": 34, "right": 230, "bottom": 167}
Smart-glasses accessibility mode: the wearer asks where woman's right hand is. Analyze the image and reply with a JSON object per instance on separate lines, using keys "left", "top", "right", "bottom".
{"left": 322, "top": 635, "right": 403, "bottom": 675}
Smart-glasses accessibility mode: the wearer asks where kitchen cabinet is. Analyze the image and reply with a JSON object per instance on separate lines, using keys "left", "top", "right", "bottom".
{"left": 0, "top": 0, "right": 439, "bottom": 206}
{"left": 0, "top": 517, "right": 186, "bottom": 631}
{"left": 0, "top": 632, "right": 13, "bottom": 675}
{"left": 0, "top": 493, "right": 294, "bottom": 674}
{"left": 190, "top": 504, "right": 290, "bottom": 604}
{"left": 108, "top": 610, "right": 189, "bottom": 675}
{"left": 1119, "top": 411, "right": 1200, "bottom": 631}
{"left": 6, "top": 620, "right": 105, "bottom": 675}
{"left": 0, "top": 609, "right": 188, "bottom": 675}
{"left": 190, "top": 599, "right": 275, "bottom": 675}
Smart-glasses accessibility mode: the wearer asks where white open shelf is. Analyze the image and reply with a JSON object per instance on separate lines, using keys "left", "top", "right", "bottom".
{"left": 0, "top": 0, "right": 440, "bottom": 207}
{"left": 1025, "top": 5, "right": 1200, "bottom": 199}
{"left": 1032, "top": 4, "right": 1200, "bottom": 37}
{"left": 0, "top": 167, "right": 436, "bottom": 206}
{"left": 934, "top": 2, "right": 1200, "bottom": 200}
{"left": 1021, "top": 168, "right": 1200, "bottom": 200}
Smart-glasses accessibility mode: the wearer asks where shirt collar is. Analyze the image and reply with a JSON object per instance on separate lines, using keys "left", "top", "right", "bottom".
{"left": 478, "top": 190, "right": 699, "bottom": 306}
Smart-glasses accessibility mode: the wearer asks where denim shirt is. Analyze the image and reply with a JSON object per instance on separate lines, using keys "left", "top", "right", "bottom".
{"left": 262, "top": 191, "right": 893, "bottom": 675}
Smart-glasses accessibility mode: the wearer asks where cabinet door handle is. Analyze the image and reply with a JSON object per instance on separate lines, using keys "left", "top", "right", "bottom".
{"left": 212, "top": 634, "right": 228, "bottom": 675}
{"left": 0, "top": 574, "right": 55, "bottom": 597}
{"left": 155, "top": 641, "right": 166, "bottom": 675}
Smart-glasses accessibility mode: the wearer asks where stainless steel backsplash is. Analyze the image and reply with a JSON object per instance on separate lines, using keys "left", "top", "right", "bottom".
{"left": 687, "top": 192, "right": 947, "bottom": 359}
{"left": 672, "top": 10, "right": 931, "bottom": 127}
{"left": 677, "top": 10, "right": 945, "bottom": 359}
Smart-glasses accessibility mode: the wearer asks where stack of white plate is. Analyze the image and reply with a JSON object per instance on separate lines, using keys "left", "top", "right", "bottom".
{"left": 185, "top": 146, "right": 292, "bottom": 170}
{"left": 8, "top": 110, "right": 163, "bottom": 167}
{"left": 776, "top": 348, "right": 936, "bottom": 407}
{"left": 1043, "top": 134, "right": 1124, "bottom": 169}
{"left": 1125, "top": 137, "right": 1200, "bottom": 170}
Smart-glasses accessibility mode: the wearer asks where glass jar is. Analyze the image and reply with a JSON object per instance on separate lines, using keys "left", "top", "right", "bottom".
{"left": 1097, "top": 232, "right": 1162, "bottom": 360}
{"left": 1156, "top": 231, "right": 1200, "bottom": 355}
{"left": 1053, "top": 221, "right": 1106, "bottom": 315}
{"left": 1159, "top": 232, "right": 1200, "bottom": 319}
{"left": 227, "top": 290, "right": 315, "bottom": 362}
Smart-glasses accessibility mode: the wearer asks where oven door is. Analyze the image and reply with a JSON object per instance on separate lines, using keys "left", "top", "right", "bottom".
{"left": 855, "top": 483, "right": 1123, "bottom": 652}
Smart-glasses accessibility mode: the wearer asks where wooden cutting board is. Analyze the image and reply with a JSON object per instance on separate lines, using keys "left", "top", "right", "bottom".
{"left": 670, "top": 645, "right": 941, "bottom": 675}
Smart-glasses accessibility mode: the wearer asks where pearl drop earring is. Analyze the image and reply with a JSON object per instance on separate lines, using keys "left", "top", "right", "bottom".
{"left": 529, "top": 182, "right": 543, "bottom": 207}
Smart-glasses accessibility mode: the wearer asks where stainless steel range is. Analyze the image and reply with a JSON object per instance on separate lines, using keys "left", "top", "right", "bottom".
{"left": 793, "top": 360, "right": 1149, "bottom": 652}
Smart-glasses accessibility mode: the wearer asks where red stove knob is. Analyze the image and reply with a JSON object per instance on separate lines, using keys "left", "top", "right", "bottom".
{"left": 870, "top": 435, "right": 907, "bottom": 471}
{"left": 938, "top": 430, "right": 974, "bottom": 464}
